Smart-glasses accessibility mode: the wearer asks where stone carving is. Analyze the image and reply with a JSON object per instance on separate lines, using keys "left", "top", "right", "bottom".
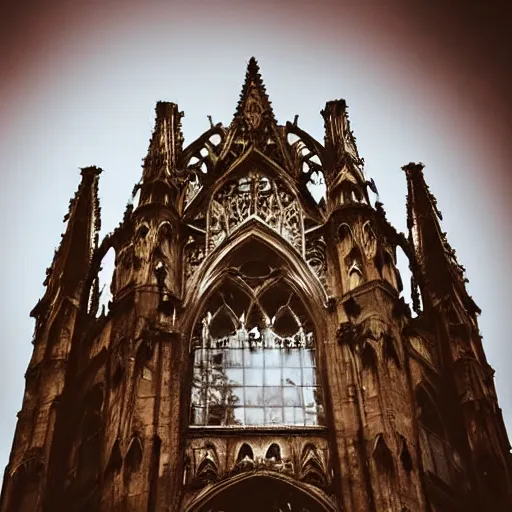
{"left": 184, "top": 235, "right": 206, "bottom": 281}
{"left": 184, "top": 173, "right": 202, "bottom": 207}
{"left": 300, "top": 444, "right": 328, "bottom": 489}
{"left": 232, "top": 442, "right": 293, "bottom": 476}
{"left": 192, "top": 443, "right": 220, "bottom": 489}
{"left": 181, "top": 126, "right": 225, "bottom": 208}
{"left": 244, "top": 88, "right": 265, "bottom": 130}
{"left": 362, "top": 221, "right": 378, "bottom": 260}
{"left": 207, "top": 171, "right": 303, "bottom": 253}
{"left": 339, "top": 221, "right": 379, "bottom": 262}
{"left": 285, "top": 123, "right": 325, "bottom": 194}
{"left": 341, "top": 109, "right": 360, "bottom": 164}
{"left": 409, "top": 336, "right": 434, "bottom": 366}
{"left": 346, "top": 248, "right": 364, "bottom": 291}
{"left": 305, "top": 235, "right": 327, "bottom": 289}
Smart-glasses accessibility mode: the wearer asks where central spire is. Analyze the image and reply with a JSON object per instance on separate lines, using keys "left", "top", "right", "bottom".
{"left": 232, "top": 57, "right": 276, "bottom": 130}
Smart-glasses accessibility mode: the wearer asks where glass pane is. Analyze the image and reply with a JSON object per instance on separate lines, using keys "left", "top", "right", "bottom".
{"left": 265, "top": 368, "right": 282, "bottom": 386}
{"left": 209, "top": 371, "right": 228, "bottom": 388}
{"left": 231, "top": 407, "right": 245, "bottom": 425}
{"left": 284, "top": 407, "right": 295, "bottom": 424}
{"left": 245, "top": 369, "right": 264, "bottom": 386}
{"left": 191, "top": 386, "right": 204, "bottom": 406}
{"left": 302, "top": 349, "right": 316, "bottom": 367}
{"left": 293, "top": 407, "right": 305, "bottom": 425}
{"left": 207, "top": 404, "right": 227, "bottom": 425}
{"left": 226, "top": 368, "right": 244, "bottom": 386}
{"left": 207, "top": 387, "right": 224, "bottom": 404}
{"left": 305, "top": 407, "right": 318, "bottom": 426}
{"left": 303, "top": 387, "right": 316, "bottom": 408}
{"left": 245, "top": 408, "right": 265, "bottom": 425}
{"left": 245, "top": 387, "right": 264, "bottom": 406}
{"left": 245, "top": 349, "right": 264, "bottom": 367}
{"left": 264, "top": 349, "right": 282, "bottom": 367}
{"left": 230, "top": 386, "right": 244, "bottom": 406}
{"left": 282, "top": 367, "right": 302, "bottom": 387}
{"left": 211, "top": 350, "right": 225, "bottom": 367}
{"left": 264, "top": 386, "right": 282, "bottom": 406}
{"left": 283, "top": 386, "right": 302, "bottom": 406}
{"left": 302, "top": 367, "right": 316, "bottom": 386}
{"left": 226, "top": 349, "right": 244, "bottom": 367}
{"left": 265, "top": 407, "right": 283, "bottom": 425}
{"left": 282, "top": 350, "right": 302, "bottom": 367}
{"left": 193, "top": 366, "right": 205, "bottom": 382}
{"left": 194, "top": 349, "right": 204, "bottom": 366}
{"left": 191, "top": 406, "right": 204, "bottom": 425}
{"left": 225, "top": 406, "right": 239, "bottom": 426}
{"left": 190, "top": 306, "right": 324, "bottom": 426}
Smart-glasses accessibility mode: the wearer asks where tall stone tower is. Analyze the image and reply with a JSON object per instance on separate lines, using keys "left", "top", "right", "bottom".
{"left": 1, "top": 58, "right": 511, "bottom": 512}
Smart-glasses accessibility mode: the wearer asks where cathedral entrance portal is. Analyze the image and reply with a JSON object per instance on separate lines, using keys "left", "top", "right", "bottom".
{"left": 193, "top": 474, "right": 333, "bottom": 512}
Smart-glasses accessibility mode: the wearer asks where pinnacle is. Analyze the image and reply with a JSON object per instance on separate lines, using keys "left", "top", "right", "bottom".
{"left": 402, "top": 162, "right": 425, "bottom": 174}
{"left": 247, "top": 56, "right": 259, "bottom": 73}
{"left": 80, "top": 165, "right": 103, "bottom": 178}
{"left": 233, "top": 57, "right": 276, "bottom": 127}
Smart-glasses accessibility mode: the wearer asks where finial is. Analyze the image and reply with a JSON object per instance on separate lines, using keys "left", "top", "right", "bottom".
{"left": 402, "top": 162, "right": 425, "bottom": 174}
{"left": 80, "top": 165, "right": 103, "bottom": 178}
{"left": 248, "top": 56, "right": 259, "bottom": 69}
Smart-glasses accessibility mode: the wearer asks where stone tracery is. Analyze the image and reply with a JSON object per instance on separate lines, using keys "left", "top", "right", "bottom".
{"left": 190, "top": 273, "right": 324, "bottom": 427}
{"left": 207, "top": 171, "right": 303, "bottom": 254}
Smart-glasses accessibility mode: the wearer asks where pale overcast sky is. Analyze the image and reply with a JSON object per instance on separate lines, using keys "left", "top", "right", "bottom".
{"left": 0, "top": 0, "right": 511, "bottom": 472}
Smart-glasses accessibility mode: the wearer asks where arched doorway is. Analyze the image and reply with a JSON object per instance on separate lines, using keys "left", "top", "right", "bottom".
{"left": 190, "top": 473, "right": 335, "bottom": 512}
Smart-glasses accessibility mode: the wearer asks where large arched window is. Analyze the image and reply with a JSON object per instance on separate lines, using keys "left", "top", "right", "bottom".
{"left": 190, "top": 256, "right": 324, "bottom": 427}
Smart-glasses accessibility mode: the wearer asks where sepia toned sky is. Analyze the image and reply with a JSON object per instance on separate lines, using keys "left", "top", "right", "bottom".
{"left": 0, "top": 0, "right": 511, "bottom": 473}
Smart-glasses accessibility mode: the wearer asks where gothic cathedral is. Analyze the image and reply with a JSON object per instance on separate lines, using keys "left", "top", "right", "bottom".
{"left": 1, "top": 58, "right": 511, "bottom": 512}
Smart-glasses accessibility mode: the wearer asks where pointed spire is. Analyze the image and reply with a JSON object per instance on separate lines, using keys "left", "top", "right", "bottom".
{"left": 139, "top": 102, "right": 185, "bottom": 207}
{"left": 321, "top": 99, "right": 368, "bottom": 206}
{"left": 218, "top": 57, "right": 292, "bottom": 172}
{"left": 32, "top": 166, "right": 102, "bottom": 319}
{"left": 232, "top": 57, "right": 277, "bottom": 132}
{"left": 403, "top": 162, "right": 479, "bottom": 316}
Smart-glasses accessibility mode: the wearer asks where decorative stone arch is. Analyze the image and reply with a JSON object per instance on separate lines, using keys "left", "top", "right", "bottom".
{"left": 337, "top": 223, "right": 355, "bottom": 257}
{"left": 184, "top": 146, "right": 316, "bottom": 220}
{"left": 192, "top": 147, "right": 325, "bottom": 260}
{"left": 360, "top": 341, "right": 380, "bottom": 398}
{"left": 184, "top": 227, "right": 329, "bottom": 428}
{"left": 185, "top": 471, "right": 339, "bottom": 512}
{"left": 182, "top": 221, "right": 328, "bottom": 336}
{"left": 84, "top": 232, "right": 117, "bottom": 315}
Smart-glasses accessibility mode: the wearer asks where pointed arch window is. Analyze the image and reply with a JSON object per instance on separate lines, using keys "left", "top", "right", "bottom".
{"left": 190, "top": 275, "right": 324, "bottom": 427}
{"left": 416, "top": 386, "right": 460, "bottom": 487}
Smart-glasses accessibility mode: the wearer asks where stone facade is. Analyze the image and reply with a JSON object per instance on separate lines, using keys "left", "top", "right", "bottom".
{"left": 1, "top": 58, "right": 511, "bottom": 511}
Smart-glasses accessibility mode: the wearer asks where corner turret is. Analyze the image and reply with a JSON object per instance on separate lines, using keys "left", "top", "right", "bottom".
{"left": 136, "top": 102, "right": 185, "bottom": 209}
{"left": 321, "top": 99, "right": 369, "bottom": 209}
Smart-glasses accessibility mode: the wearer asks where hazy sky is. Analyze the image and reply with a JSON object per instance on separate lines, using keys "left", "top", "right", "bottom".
{"left": 1, "top": 0, "right": 511, "bottom": 472}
